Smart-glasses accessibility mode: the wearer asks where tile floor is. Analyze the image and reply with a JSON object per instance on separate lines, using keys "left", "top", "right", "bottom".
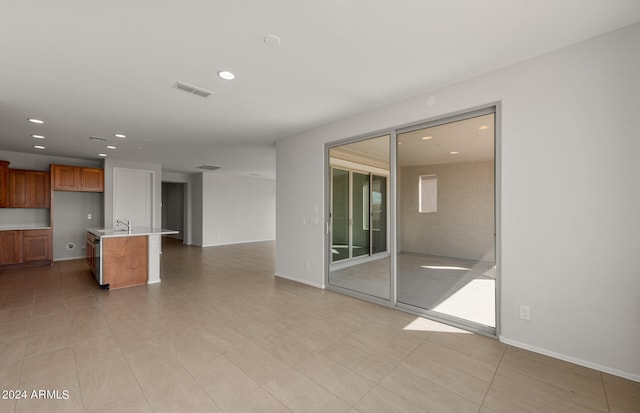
{"left": 0, "top": 239, "right": 638, "bottom": 412}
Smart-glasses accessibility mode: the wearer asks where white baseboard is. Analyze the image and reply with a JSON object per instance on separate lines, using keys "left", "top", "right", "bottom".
{"left": 53, "top": 256, "right": 85, "bottom": 262}
{"left": 201, "top": 238, "right": 275, "bottom": 248}
{"left": 499, "top": 336, "right": 640, "bottom": 383}
{"left": 274, "top": 272, "right": 325, "bottom": 289}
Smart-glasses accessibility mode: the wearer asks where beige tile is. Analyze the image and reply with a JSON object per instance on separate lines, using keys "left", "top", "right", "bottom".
{"left": 354, "top": 386, "right": 429, "bottom": 413}
{"left": 217, "top": 388, "right": 289, "bottom": 413}
{"left": 256, "top": 325, "right": 335, "bottom": 367}
{"left": 603, "top": 373, "right": 640, "bottom": 412}
{"left": 400, "top": 350, "right": 490, "bottom": 403}
{"left": 482, "top": 384, "right": 563, "bottom": 413}
{"left": 413, "top": 338, "right": 499, "bottom": 381}
{"left": 160, "top": 330, "right": 220, "bottom": 369}
{"left": 0, "top": 306, "right": 32, "bottom": 323}
{"left": 72, "top": 335, "right": 122, "bottom": 371}
{"left": 224, "top": 342, "right": 294, "bottom": 385}
{"left": 488, "top": 366, "right": 608, "bottom": 413}
{"left": 380, "top": 368, "right": 480, "bottom": 413}
{"left": 14, "top": 372, "right": 83, "bottom": 413}
{"left": 28, "top": 312, "right": 70, "bottom": 334}
{"left": 0, "top": 336, "right": 27, "bottom": 367}
{"left": 505, "top": 346, "right": 601, "bottom": 380}
{"left": 321, "top": 341, "right": 396, "bottom": 383}
{"left": 428, "top": 331, "right": 505, "bottom": 366}
{"left": 30, "top": 301, "right": 67, "bottom": 318}
{"left": 0, "top": 319, "right": 29, "bottom": 343}
{"left": 501, "top": 349, "right": 607, "bottom": 403}
{"left": 296, "top": 354, "right": 376, "bottom": 405}
{"left": 24, "top": 327, "right": 71, "bottom": 358}
{"left": 142, "top": 369, "right": 220, "bottom": 413}
{"left": 343, "top": 323, "right": 424, "bottom": 365}
{"left": 20, "top": 347, "right": 76, "bottom": 387}
{"left": 263, "top": 369, "right": 350, "bottom": 413}
{"left": 125, "top": 343, "right": 183, "bottom": 388}
{"left": 87, "top": 392, "right": 152, "bottom": 413}
{"left": 113, "top": 325, "right": 162, "bottom": 354}
{"left": 0, "top": 360, "right": 22, "bottom": 388}
{"left": 224, "top": 310, "right": 289, "bottom": 341}
{"left": 196, "top": 322, "right": 252, "bottom": 354}
{"left": 77, "top": 354, "right": 142, "bottom": 411}
{"left": 0, "top": 399, "right": 16, "bottom": 413}
{"left": 189, "top": 355, "right": 259, "bottom": 405}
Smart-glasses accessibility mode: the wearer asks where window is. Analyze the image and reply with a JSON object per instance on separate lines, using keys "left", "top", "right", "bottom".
{"left": 419, "top": 174, "right": 437, "bottom": 213}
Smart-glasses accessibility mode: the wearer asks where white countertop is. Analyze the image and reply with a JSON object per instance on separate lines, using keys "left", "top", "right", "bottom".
{"left": 87, "top": 227, "right": 179, "bottom": 238}
{"left": 0, "top": 226, "right": 51, "bottom": 231}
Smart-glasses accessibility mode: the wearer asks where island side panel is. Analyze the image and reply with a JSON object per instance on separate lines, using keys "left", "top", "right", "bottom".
{"left": 102, "top": 235, "right": 148, "bottom": 289}
{"left": 147, "top": 233, "right": 161, "bottom": 284}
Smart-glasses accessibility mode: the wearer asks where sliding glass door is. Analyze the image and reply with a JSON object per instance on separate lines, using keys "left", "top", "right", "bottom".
{"left": 328, "top": 135, "right": 391, "bottom": 300}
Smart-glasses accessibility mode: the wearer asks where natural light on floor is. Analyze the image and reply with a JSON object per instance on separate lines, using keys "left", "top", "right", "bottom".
{"left": 403, "top": 316, "right": 472, "bottom": 333}
{"left": 432, "top": 278, "right": 495, "bottom": 327}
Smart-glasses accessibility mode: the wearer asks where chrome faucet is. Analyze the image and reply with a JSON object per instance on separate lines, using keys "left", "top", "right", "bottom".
{"left": 116, "top": 219, "right": 131, "bottom": 233}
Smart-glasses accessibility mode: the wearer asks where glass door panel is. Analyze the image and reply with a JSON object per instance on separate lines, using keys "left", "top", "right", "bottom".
{"left": 352, "top": 172, "right": 370, "bottom": 258}
{"left": 371, "top": 175, "right": 387, "bottom": 255}
{"left": 396, "top": 113, "right": 496, "bottom": 329}
{"left": 331, "top": 168, "right": 349, "bottom": 262}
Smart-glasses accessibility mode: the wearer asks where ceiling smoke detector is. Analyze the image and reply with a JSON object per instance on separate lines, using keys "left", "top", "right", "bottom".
{"left": 173, "top": 81, "right": 214, "bottom": 98}
{"left": 197, "top": 164, "right": 222, "bottom": 171}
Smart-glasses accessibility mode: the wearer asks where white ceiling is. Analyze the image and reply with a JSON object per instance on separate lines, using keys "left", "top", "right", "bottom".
{"left": 1, "top": 1, "right": 639, "bottom": 179}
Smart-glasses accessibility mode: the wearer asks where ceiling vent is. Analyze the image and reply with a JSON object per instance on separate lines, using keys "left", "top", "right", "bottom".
{"left": 90, "top": 136, "right": 109, "bottom": 142}
{"left": 197, "top": 164, "right": 221, "bottom": 171}
{"left": 173, "top": 81, "right": 213, "bottom": 98}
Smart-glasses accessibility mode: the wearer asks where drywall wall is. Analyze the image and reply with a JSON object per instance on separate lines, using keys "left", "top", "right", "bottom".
{"left": 199, "top": 174, "right": 275, "bottom": 247}
{"left": 399, "top": 161, "right": 495, "bottom": 261}
{"left": 104, "top": 158, "right": 162, "bottom": 228}
{"left": 276, "top": 23, "right": 640, "bottom": 380}
{"left": 0, "top": 150, "right": 103, "bottom": 261}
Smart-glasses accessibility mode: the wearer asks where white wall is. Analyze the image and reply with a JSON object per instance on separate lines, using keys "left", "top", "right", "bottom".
{"left": 104, "top": 159, "right": 162, "bottom": 228}
{"left": 399, "top": 161, "right": 495, "bottom": 261}
{"left": 197, "top": 173, "right": 275, "bottom": 247}
{"left": 0, "top": 150, "right": 103, "bottom": 260}
{"left": 276, "top": 23, "right": 640, "bottom": 380}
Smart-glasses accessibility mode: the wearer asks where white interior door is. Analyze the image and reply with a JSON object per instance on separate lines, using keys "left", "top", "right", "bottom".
{"left": 113, "top": 168, "right": 153, "bottom": 228}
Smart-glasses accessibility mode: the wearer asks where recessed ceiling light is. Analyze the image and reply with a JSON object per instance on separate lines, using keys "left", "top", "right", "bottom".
{"left": 450, "top": 151, "right": 459, "bottom": 155}
{"left": 28, "top": 118, "right": 44, "bottom": 124}
{"left": 106, "top": 145, "right": 116, "bottom": 149}
{"left": 421, "top": 136, "right": 433, "bottom": 140}
{"left": 218, "top": 70, "right": 235, "bottom": 80}
{"left": 31, "top": 134, "right": 45, "bottom": 139}
{"left": 34, "top": 145, "right": 45, "bottom": 149}
{"left": 478, "top": 125, "right": 489, "bottom": 130}
{"left": 98, "top": 153, "right": 107, "bottom": 157}
{"left": 115, "top": 133, "right": 126, "bottom": 138}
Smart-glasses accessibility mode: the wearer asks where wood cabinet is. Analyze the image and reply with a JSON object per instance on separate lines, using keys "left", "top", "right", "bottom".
{"left": 9, "top": 170, "right": 51, "bottom": 208}
{"left": 23, "top": 229, "right": 52, "bottom": 262}
{"left": 0, "top": 160, "right": 9, "bottom": 208}
{"left": 51, "top": 164, "right": 104, "bottom": 192}
{"left": 102, "top": 236, "right": 148, "bottom": 289}
{"left": 0, "top": 229, "right": 52, "bottom": 266}
{"left": 0, "top": 231, "right": 23, "bottom": 265}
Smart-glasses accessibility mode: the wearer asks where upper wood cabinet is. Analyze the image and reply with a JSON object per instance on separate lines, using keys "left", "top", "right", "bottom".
{"left": 9, "top": 169, "right": 51, "bottom": 208}
{"left": 0, "top": 161, "right": 10, "bottom": 208}
{"left": 51, "top": 164, "right": 104, "bottom": 192}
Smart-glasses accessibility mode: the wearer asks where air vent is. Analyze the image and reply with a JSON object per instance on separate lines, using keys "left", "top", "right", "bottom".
{"left": 197, "top": 164, "right": 221, "bottom": 171}
{"left": 173, "top": 81, "right": 214, "bottom": 98}
{"left": 90, "top": 136, "right": 109, "bottom": 142}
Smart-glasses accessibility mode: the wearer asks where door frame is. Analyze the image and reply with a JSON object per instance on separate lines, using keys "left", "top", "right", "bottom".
{"left": 324, "top": 102, "right": 501, "bottom": 338}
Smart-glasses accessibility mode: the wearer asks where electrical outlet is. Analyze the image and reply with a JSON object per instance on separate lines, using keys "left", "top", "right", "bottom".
{"left": 519, "top": 305, "right": 531, "bottom": 321}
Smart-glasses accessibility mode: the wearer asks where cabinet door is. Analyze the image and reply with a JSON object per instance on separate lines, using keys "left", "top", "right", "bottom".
{"left": 9, "top": 170, "right": 29, "bottom": 208}
{"left": 52, "top": 165, "right": 81, "bottom": 191}
{"left": 0, "top": 231, "right": 23, "bottom": 264}
{"left": 81, "top": 168, "right": 104, "bottom": 192}
{"left": 0, "top": 160, "right": 9, "bottom": 208}
{"left": 30, "top": 171, "right": 51, "bottom": 208}
{"left": 23, "top": 230, "right": 52, "bottom": 262}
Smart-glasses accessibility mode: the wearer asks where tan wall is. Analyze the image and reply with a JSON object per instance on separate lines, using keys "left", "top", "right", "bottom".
{"left": 399, "top": 161, "right": 494, "bottom": 261}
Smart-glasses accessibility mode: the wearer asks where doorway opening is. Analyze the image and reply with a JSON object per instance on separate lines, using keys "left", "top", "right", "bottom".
{"left": 162, "top": 182, "right": 187, "bottom": 243}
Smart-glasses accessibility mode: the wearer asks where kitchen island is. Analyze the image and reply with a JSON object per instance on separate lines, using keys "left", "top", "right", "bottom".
{"left": 87, "top": 227, "right": 178, "bottom": 289}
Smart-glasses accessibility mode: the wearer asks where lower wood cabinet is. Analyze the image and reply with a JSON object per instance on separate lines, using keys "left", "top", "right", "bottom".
{"left": 0, "top": 229, "right": 52, "bottom": 266}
